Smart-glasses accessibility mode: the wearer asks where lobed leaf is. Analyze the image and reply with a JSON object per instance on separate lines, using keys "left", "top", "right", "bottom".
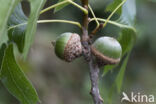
{"left": 0, "top": 44, "right": 39, "bottom": 104}
{"left": 115, "top": 53, "right": 130, "bottom": 93}
{"left": 0, "top": 0, "right": 20, "bottom": 44}
{"left": 23, "top": 0, "right": 46, "bottom": 59}
{"left": 107, "top": 0, "right": 136, "bottom": 26}
{"left": 115, "top": 0, "right": 136, "bottom": 92}
{"left": 118, "top": 28, "right": 136, "bottom": 56}
{"left": 8, "top": 3, "right": 28, "bottom": 53}
{"left": 119, "top": 0, "right": 136, "bottom": 26}
{"left": 106, "top": 0, "right": 122, "bottom": 14}
{"left": 0, "top": 28, "right": 8, "bottom": 46}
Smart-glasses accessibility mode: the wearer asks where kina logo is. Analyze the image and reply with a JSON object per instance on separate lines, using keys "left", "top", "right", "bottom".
{"left": 121, "top": 92, "right": 155, "bottom": 103}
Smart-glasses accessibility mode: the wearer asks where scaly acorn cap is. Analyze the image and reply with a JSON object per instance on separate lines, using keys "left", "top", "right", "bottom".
{"left": 54, "top": 32, "right": 82, "bottom": 62}
{"left": 91, "top": 36, "right": 122, "bottom": 66}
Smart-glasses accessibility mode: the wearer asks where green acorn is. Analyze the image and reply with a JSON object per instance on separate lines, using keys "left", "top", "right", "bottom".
{"left": 91, "top": 36, "right": 122, "bottom": 66}
{"left": 53, "top": 32, "right": 82, "bottom": 62}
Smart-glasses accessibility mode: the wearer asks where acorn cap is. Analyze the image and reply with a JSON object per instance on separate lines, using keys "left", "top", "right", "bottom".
{"left": 91, "top": 36, "right": 122, "bottom": 66}
{"left": 54, "top": 32, "right": 82, "bottom": 62}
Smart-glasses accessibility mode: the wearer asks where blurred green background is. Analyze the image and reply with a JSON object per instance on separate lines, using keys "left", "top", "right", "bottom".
{"left": 0, "top": 0, "right": 156, "bottom": 104}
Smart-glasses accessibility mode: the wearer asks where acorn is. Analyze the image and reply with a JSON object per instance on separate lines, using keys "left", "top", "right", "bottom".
{"left": 53, "top": 32, "right": 82, "bottom": 62}
{"left": 91, "top": 36, "right": 122, "bottom": 67}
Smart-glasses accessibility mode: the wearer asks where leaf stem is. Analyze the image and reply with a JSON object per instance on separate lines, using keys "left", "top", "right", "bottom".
{"left": 68, "top": 0, "right": 88, "bottom": 14}
{"left": 88, "top": 5, "right": 99, "bottom": 27}
{"left": 8, "top": 19, "right": 82, "bottom": 30}
{"left": 102, "top": 0, "right": 127, "bottom": 28}
{"left": 88, "top": 5, "right": 102, "bottom": 37}
{"left": 40, "top": 0, "right": 88, "bottom": 15}
{"left": 8, "top": 23, "right": 27, "bottom": 30}
{"left": 89, "top": 58, "right": 104, "bottom": 104}
{"left": 40, "top": 0, "right": 68, "bottom": 14}
{"left": 37, "top": 20, "right": 81, "bottom": 28}
{"left": 90, "top": 18, "right": 136, "bottom": 31}
{"left": 81, "top": 0, "right": 104, "bottom": 104}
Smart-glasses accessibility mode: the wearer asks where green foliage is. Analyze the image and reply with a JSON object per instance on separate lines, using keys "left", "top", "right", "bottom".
{"left": 54, "top": 0, "right": 70, "bottom": 12}
{"left": 116, "top": 0, "right": 136, "bottom": 92}
{"left": 118, "top": 28, "right": 136, "bottom": 56}
{"left": 0, "top": 44, "right": 39, "bottom": 104}
{"left": 0, "top": 0, "right": 20, "bottom": 43}
{"left": 0, "top": 1, "right": 46, "bottom": 103}
{"left": 103, "top": 65, "right": 116, "bottom": 76}
{"left": 119, "top": 0, "right": 136, "bottom": 26}
{"left": 102, "top": 0, "right": 137, "bottom": 103}
{"left": 0, "top": 0, "right": 137, "bottom": 103}
{"left": 106, "top": 0, "right": 122, "bottom": 14}
{"left": 115, "top": 53, "right": 130, "bottom": 93}
{"left": 0, "top": 44, "right": 6, "bottom": 71}
{"left": 23, "top": 0, "right": 46, "bottom": 59}
{"left": 8, "top": 4, "right": 27, "bottom": 53}
{"left": 104, "top": 0, "right": 136, "bottom": 70}
{"left": 115, "top": 28, "right": 136, "bottom": 93}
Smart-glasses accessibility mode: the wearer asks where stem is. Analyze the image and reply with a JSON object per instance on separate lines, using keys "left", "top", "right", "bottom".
{"left": 89, "top": 58, "right": 103, "bottom": 104}
{"left": 40, "top": 0, "right": 88, "bottom": 15}
{"left": 90, "top": 24, "right": 103, "bottom": 38}
{"left": 88, "top": 5, "right": 99, "bottom": 27}
{"left": 40, "top": 0, "right": 68, "bottom": 14}
{"left": 8, "top": 23, "right": 27, "bottom": 30}
{"left": 90, "top": 18, "right": 136, "bottom": 31}
{"left": 8, "top": 19, "right": 82, "bottom": 30}
{"left": 102, "top": 0, "right": 127, "bottom": 28}
{"left": 81, "top": 0, "right": 90, "bottom": 61}
{"left": 37, "top": 20, "right": 81, "bottom": 28}
{"left": 88, "top": 5, "right": 102, "bottom": 38}
{"left": 68, "top": 0, "right": 88, "bottom": 14}
{"left": 81, "top": 0, "right": 104, "bottom": 104}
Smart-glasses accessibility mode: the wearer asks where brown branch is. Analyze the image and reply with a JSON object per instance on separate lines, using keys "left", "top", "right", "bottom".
{"left": 80, "top": 0, "right": 104, "bottom": 104}
{"left": 89, "top": 57, "right": 104, "bottom": 104}
{"left": 81, "top": 0, "right": 90, "bottom": 61}
{"left": 81, "top": 27, "right": 90, "bottom": 61}
{"left": 81, "top": 0, "right": 88, "bottom": 29}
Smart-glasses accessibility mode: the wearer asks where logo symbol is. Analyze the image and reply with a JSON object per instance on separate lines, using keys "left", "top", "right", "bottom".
{"left": 121, "top": 92, "right": 155, "bottom": 103}
{"left": 121, "top": 92, "right": 131, "bottom": 102}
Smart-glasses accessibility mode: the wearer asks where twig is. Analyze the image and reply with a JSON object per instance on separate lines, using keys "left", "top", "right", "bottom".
{"left": 89, "top": 57, "right": 104, "bottom": 104}
{"left": 81, "top": 0, "right": 90, "bottom": 61}
{"left": 81, "top": 0, "right": 104, "bottom": 104}
{"left": 90, "top": 23, "right": 103, "bottom": 39}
